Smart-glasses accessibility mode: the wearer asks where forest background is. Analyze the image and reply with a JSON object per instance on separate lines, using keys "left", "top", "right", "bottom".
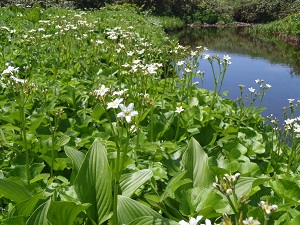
{"left": 2, "top": 0, "right": 300, "bottom": 24}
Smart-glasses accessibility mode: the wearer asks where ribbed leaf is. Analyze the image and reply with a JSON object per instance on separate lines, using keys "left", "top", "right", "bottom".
{"left": 15, "top": 191, "right": 44, "bottom": 217}
{"left": 128, "top": 216, "right": 178, "bottom": 225}
{"left": 120, "top": 169, "right": 153, "bottom": 197}
{"left": 235, "top": 177, "right": 269, "bottom": 199}
{"left": 64, "top": 146, "right": 85, "bottom": 175}
{"left": 55, "top": 135, "right": 71, "bottom": 147}
{"left": 25, "top": 199, "right": 51, "bottom": 225}
{"left": 182, "top": 137, "right": 213, "bottom": 189}
{"left": 47, "top": 201, "right": 90, "bottom": 225}
{"left": 2, "top": 216, "right": 25, "bottom": 225}
{"left": 0, "top": 179, "right": 31, "bottom": 203}
{"left": 74, "top": 139, "right": 112, "bottom": 224}
{"left": 118, "top": 195, "right": 161, "bottom": 225}
{"left": 159, "top": 171, "right": 191, "bottom": 201}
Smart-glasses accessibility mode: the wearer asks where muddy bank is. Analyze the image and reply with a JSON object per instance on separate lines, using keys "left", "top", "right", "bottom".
{"left": 278, "top": 33, "right": 300, "bottom": 49}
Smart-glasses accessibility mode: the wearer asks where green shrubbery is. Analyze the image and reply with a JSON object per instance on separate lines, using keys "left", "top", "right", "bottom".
{"left": 1, "top": 0, "right": 300, "bottom": 24}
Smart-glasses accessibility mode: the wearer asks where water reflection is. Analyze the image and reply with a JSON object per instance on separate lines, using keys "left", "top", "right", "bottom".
{"left": 175, "top": 28, "right": 300, "bottom": 120}
{"left": 177, "top": 27, "right": 300, "bottom": 76}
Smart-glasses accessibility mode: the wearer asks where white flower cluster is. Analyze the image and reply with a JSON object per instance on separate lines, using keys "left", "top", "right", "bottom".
{"left": 258, "top": 201, "right": 278, "bottom": 215}
{"left": 284, "top": 116, "right": 300, "bottom": 134}
{"left": 213, "top": 173, "right": 241, "bottom": 196}
{"left": 242, "top": 217, "right": 260, "bottom": 225}
{"left": 93, "top": 85, "right": 138, "bottom": 123}
{"left": 179, "top": 216, "right": 212, "bottom": 225}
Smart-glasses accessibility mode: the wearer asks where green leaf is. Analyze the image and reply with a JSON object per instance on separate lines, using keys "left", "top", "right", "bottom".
{"left": 55, "top": 135, "right": 71, "bottom": 147}
{"left": 0, "top": 179, "right": 31, "bottom": 203}
{"left": 270, "top": 179, "right": 300, "bottom": 205}
{"left": 128, "top": 216, "right": 178, "bottom": 225}
{"left": 29, "top": 115, "right": 45, "bottom": 132}
{"left": 2, "top": 216, "right": 25, "bottom": 225}
{"left": 118, "top": 195, "right": 162, "bottom": 225}
{"left": 235, "top": 177, "right": 269, "bottom": 199}
{"left": 91, "top": 104, "right": 105, "bottom": 120}
{"left": 47, "top": 201, "right": 90, "bottom": 225}
{"left": 159, "top": 171, "right": 192, "bottom": 201}
{"left": 64, "top": 146, "right": 85, "bottom": 176}
{"left": 15, "top": 191, "right": 44, "bottom": 217}
{"left": 180, "top": 187, "right": 228, "bottom": 217}
{"left": 25, "top": 199, "right": 51, "bottom": 225}
{"left": 120, "top": 169, "right": 153, "bottom": 197}
{"left": 182, "top": 137, "right": 213, "bottom": 189}
{"left": 74, "top": 139, "right": 113, "bottom": 224}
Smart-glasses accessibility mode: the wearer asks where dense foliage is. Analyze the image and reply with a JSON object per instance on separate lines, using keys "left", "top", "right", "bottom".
{"left": 0, "top": 3, "right": 300, "bottom": 225}
{"left": 1, "top": 0, "right": 300, "bottom": 24}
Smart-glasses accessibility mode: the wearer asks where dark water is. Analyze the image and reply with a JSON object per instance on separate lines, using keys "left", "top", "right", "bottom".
{"left": 177, "top": 27, "right": 300, "bottom": 121}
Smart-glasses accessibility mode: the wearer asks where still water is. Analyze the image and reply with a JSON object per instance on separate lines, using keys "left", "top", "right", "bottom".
{"left": 178, "top": 27, "right": 300, "bottom": 121}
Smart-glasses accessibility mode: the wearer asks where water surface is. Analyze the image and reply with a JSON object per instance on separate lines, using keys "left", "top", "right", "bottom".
{"left": 178, "top": 27, "right": 300, "bottom": 121}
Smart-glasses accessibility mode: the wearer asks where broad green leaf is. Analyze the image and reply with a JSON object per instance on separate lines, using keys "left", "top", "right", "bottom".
{"left": 29, "top": 115, "right": 45, "bottom": 132}
{"left": 118, "top": 195, "right": 162, "bottom": 225}
{"left": 180, "top": 187, "right": 228, "bottom": 217}
{"left": 91, "top": 104, "right": 105, "bottom": 120}
{"left": 65, "top": 146, "right": 85, "bottom": 175}
{"left": 270, "top": 179, "right": 300, "bottom": 204}
{"left": 74, "top": 139, "right": 112, "bottom": 224}
{"left": 159, "top": 171, "right": 192, "bottom": 201}
{"left": 182, "top": 137, "right": 213, "bottom": 189}
{"left": 128, "top": 216, "right": 178, "bottom": 225}
{"left": 47, "top": 201, "right": 90, "bottom": 225}
{"left": 2, "top": 216, "right": 25, "bottom": 225}
{"left": 25, "top": 199, "right": 51, "bottom": 225}
{"left": 55, "top": 135, "right": 71, "bottom": 147}
{"left": 120, "top": 169, "right": 153, "bottom": 197}
{"left": 15, "top": 191, "right": 44, "bottom": 217}
{"left": 0, "top": 179, "right": 31, "bottom": 203}
{"left": 235, "top": 177, "right": 269, "bottom": 199}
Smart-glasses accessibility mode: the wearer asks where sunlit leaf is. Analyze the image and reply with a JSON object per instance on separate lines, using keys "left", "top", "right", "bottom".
{"left": 182, "top": 137, "right": 213, "bottom": 189}
{"left": 15, "top": 191, "right": 44, "bottom": 217}
{"left": 0, "top": 180, "right": 31, "bottom": 203}
{"left": 47, "top": 201, "right": 90, "bottom": 225}
{"left": 118, "top": 195, "right": 161, "bottom": 225}
{"left": 120, "top": 169, "right": 153, "bottom": 197}
{"left": 25, "top": 199, "right": 51, "bottom": 225}
{"left": 74, "top": 139, "right": 112, "bottom": 224}
{"left": 128, "top": 216, "right": 178, "bottom": 225}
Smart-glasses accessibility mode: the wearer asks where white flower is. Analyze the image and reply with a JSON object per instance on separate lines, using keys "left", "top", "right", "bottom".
{"left": 203, "top": 54, "right": 210, "bottom": 59}
{"left": 177, "top": 61, "right": 185, "bottom": 66}
{"left": 242, "top": 217, "right": 260, "bottom": 225}
{"left": 117, "top": 103, "right": 138, "bottom": 123}
{"left": 201, "top": 219, "right": 212, "bottom": 225}
{"left": 258, "top": 201, "right": 278, "bottom": 215}
{"left": 146, "top": 64, "right": 158, "bottom": 74}
{"left": 179, "top": 216, "right": 203, "bottom": 225}
{"left": 248, "top": 87, "right": 255, "bottom": 93}
{"left": 223, "top": 55, "right": 231, "bottom": 61}
{"left": 113, "top": 89, "right": 128, "bottom": 96}
{"left": 175, "top": 106, "right": 184, "bottom": 113}
{"left": 10, "top": 75, "right": 26, "bottom": 83}
{"left": 2, "top": 65, "right": 19, "bottom": 75}
{"left": 285, "top": 118, "right": 295, "bottom": 125}
{"left": 127, "top": 51, "right": 134, "bottom": 56}
{"left": 95, "top": 40, "right": 104, "bottom": 44}
{"left": 255, "top": 79, "right": 260, "bottom": 83}
{"left": 107, "top": 98, "right": 123, "bottom": 109}
{"left": 288, "top": 98, "right": 295, "bottom": 103}
{"left": 184, "top": 68, "right": 192, "bottom": 73}
{"left": 94, "top": 85, "right": 109, "bottom": 97}
{"left": 265, "top": 84, "right": 272, "bottom": 89}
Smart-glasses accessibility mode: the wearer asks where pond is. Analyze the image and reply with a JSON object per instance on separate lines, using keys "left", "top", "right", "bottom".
{"left": 177, "top": 27, "right": 300, "bottom": 122}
